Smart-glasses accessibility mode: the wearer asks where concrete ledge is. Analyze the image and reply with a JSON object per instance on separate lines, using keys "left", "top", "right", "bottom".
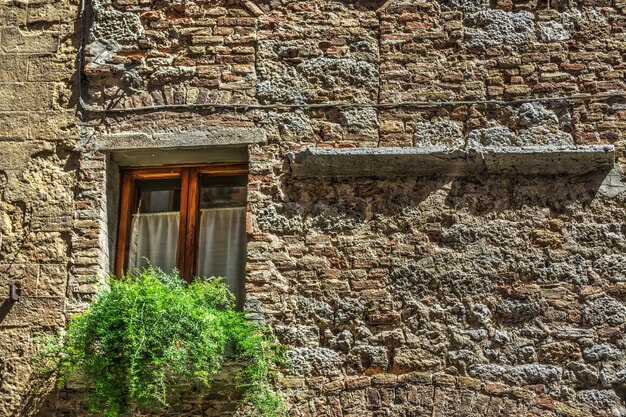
{"left": 288, "top": 145, "right": 615, "bottom": 178}
{"left": 94, "top": 127, "right": 266, "bottom": 151}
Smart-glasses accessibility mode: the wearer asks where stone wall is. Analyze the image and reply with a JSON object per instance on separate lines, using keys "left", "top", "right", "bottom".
{"left": 0, "top": 0, "right": 79, "bottom": 415}
{"left": 1, "top": 0, "right": 626, "bottom": 416}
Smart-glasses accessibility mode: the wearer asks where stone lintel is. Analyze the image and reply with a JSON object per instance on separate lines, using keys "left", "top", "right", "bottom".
{"left": 289, "top": 145, "right": 615, "bottom": 178}
{"left": 94, "top": 127, "right": 266, "bottom": 151}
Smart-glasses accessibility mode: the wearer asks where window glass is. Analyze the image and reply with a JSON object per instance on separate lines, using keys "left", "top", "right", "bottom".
{"left": 196, "top": 174, "right": 247, "bottom": 305}
{"left": 198, "top": 175, "right": 247, "bottom": 209}
{"left": 116, "top": 165, "right": 248, "bottom": 307}
{"left": 127, "top": 179, "right": 181, "bottom": 273}
{"left": 136, "top": 179, "right": 182, "bottom": 212}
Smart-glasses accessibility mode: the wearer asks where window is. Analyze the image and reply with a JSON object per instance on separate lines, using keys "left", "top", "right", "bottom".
{"left": 115, "top": 163, "right": 248, "bottom": 302}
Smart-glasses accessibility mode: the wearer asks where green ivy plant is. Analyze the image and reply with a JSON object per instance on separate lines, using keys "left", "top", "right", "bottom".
{"left": 36, "top": 267, "right": 287, "bottom": 417}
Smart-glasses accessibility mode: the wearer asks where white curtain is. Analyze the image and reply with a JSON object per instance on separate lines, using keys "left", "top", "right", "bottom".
{"left": 197, "top": 207, "right": 246, "bottom": 301}
{"left": 128, "top": 212, "right": 180, "bottom": 273}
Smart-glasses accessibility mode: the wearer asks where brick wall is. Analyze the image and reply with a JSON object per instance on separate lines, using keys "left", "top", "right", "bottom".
{"left": 1, "top": 0, "right": 626, "bottom": 416}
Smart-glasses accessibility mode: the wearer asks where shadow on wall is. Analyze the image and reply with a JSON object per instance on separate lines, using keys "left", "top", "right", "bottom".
{"left": 443, "top": 169, "right": 620, "bottom": 215}
{"left": 20, "top": 364, "right": 246, "bottom": 417}
{"left": 254, "top": 167, "right": 624, "bottom": 310}
{"left": 15, "top": 375, "right": 57, "bottom": 417}
{"left": 263, "top": 169, "right": 618, "bottom": 236}
{"left": 0, "top": 299, "right": 16, "bottom": 324}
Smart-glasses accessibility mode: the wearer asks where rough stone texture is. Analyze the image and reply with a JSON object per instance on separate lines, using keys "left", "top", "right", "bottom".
{"left": 412, "top": 119, "right": 464, "bottom": 147}
{"left": 465, "top": 10, "right": 536, "bottom": 49}
{"left": 1, "top": 0, "right": 626, "bottom": 416}
{"left": 84, "top": 0, "right": 262, "bottom": 107}
{"left": 288, "top": 145, "right": 615, "bottom": 177}
{"left": 0, "top": 0, "right": 79, "bottom": 415}
{"left": 93, "top": 127, "right": 267, "bottom": 151}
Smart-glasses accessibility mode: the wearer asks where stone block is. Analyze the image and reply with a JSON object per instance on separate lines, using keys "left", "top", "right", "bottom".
{"left": 0, "top": 83, "right": 55, "bottom": 111}
{"left": 323, "top": 379, "right": 344, "bottom": 393}
{"left": 35, "top": 264, "right": 67, "bottom": 297}
{"left": 0, "top": 27, "right": 59, "bottom": 54}
{"left": 393, "top": 348, "right": 441, "bottom": 371}
{"left": 0, "top": 264, "right": 39, "bottom": 296}
{"left": 583, "top": 344, "right": 622, "bottom": 362}
{"left": 496, "top": 299, "right": 541, "bottom": 323}
{"left": 289, "top": 146, "right": 615, "bottom": 178}
{"left": 577, "top": 389, "right": 623, "bottom": 411}
{"left": 348, "top": 346, "right": 389, "bottom": 372}
{"left": 26, "top": 1, "right": 75, "bottom": 24}
{"left": 27, "top": 58, "right": 74, "bottom": 82}
{"left": 368, "top": 312, "right": 401, "bottom": 326}
{"left": 552, "top": 327, "right": 596, "bottom": 340}
{"left": 0, "top": 297, "right": 64, "bottom": 327}
{"left": 0, "top": 141, "right": 49, "bottom": 169}
{"left": 0, "top": 56, "right": 28, "bottom": 82}
{"left": 0, "top": 112, "right": 29, "bottom": 140}
{"left": 0, "top": 357, "right": 32, "bottom": 413}
{"left": 582, "top": 296, "right": 626, "bottom": 326}
{"left": 275, "top": 325, "right": 320, "bottom": 347}
{"left": 0, "top": 4, "right": 27, "bottom": 26}
{"left": 537, "top": 341, "right": 581, "bottom": 364}
{"left": 285, "top": 347, "right": 345, "bottom": 377}
{"left": 465, "top": 10, "right": 535, "bottom": 48}
{"left": 0, "top": 263, "right": 66, "bottom": 298}
{"left": 95, "top": 127, "right": 267, "bottom": 151}
{"left": 412, "top": 119, "right": 464, "bottom": 148}
{"left": 0, "top": 328, "right": 30, "bottom": 357}
{"left": 16, "top": 232, "right": 70, "bottom": 264}
{"left": 345, "top": 376, "right": 371, "bottom": 390}
{"left": 506, "top": 365, "right": 562, "bottom": 385}
{"left": 91, "top": 10, "right": 143, "bottom": 44}
{"left": 30, "top": 215, "right": 73, "bottom": 232}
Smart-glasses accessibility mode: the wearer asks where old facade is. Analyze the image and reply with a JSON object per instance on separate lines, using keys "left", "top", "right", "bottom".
{"left": 1, "top": 0, "right": 626, "bottom": 416}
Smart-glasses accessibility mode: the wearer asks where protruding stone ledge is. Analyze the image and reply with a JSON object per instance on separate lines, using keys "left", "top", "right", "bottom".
{"left": 288, "top": 145, "right": 615, "bottom": 178}
{"left": 92, "top": 127, "right": 266, "bottom": 151}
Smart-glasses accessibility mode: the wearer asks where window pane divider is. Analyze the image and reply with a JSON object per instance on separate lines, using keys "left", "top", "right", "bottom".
{"left": 177, "top": 168, "right": 192, "bottom": 281}
{"left": 114, "top": 171, "right": 134, "bottom": 277}
{"left": 182, "top": 167, "right": 200, "bottom": 282}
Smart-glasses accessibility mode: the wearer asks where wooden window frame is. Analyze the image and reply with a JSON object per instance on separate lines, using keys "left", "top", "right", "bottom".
{"left": 114, "top": 163, "right": 249, "bottom": 282}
